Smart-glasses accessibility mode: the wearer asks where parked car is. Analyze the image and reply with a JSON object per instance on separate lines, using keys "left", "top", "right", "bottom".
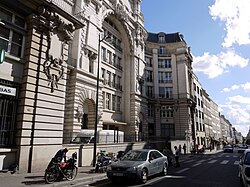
{"left": 238, "top": 145, "right": 248, "bottom": 153}
{"left": 223, "top": 145, "right": 234, "bottom": 153}
{"left": 106, "top": 149, "right": 168, "bottom": 184}
{"left": 239, "top": 149, "right": 250, "bottom": 187}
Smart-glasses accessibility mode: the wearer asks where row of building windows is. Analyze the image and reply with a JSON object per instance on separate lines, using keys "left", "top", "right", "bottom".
{"left": 102, "top": 92, "right": 121, "bottom": 112}
{"left": 195, "top": 109, "right": 204, "bottom": 119}
{"left": 145, "top": 70, "right": 173, "bottom": 83}
{"left": 102, "top": 28, "right": 122, "bottom": 52}
{"left": 101, "top": 46, "right": 123, "bottom": 70}
{"left": 196, "top": 122, "right": 205, "bottom": 132}
{"left": 193, "top": 82, "right": 203, "bottom": 97}
{"left": 101, "top": 68, "right": 122, "bottom": 91}
{"left": 145, "top": 57, "right": 172, "bottom": 68}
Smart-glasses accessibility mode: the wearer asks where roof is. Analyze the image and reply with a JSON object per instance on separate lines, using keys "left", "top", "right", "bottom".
{"left": 146, "top": 32, "right": 186, "bottom": 44}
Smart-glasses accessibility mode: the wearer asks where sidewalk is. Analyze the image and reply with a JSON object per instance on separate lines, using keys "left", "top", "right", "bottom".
{"left": 0, "top": 166, "right": 107, "bottom": 187}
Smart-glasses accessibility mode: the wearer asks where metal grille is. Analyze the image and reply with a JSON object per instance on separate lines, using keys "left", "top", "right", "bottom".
{"left": 0, "top": 79, "right": 18, "bottom": 147}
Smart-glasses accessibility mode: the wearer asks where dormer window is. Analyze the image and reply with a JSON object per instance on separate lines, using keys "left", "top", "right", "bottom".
{"left": 158, "top": 34, "right": 165, "bottom": 43}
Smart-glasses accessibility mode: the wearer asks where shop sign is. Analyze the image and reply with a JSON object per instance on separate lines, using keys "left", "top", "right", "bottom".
{"left": 0, "top": 85, "right": 16, "bottom": 96}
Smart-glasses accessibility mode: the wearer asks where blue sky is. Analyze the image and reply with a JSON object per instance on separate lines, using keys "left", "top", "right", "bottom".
{"left": 141, "top": 0, "right": 250, "bottom": 136}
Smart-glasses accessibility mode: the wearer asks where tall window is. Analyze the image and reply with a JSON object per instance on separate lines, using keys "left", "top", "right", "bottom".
{"left": 117, "top": 96, "right": 121, "bottom": 111}
{"left": 145, "top": 57, "right": 152, "bottom": 67}
{"left": 0, "top": 7, "right": 25, "bottom": 58}
{"left": 101, "top": 47, "right": 106, "bottom": 61}
{"left": 112, "top": 95, "right": 116, "bottom": 111}
{"left": 159, "top": 87, "right": 173, "bottom": 98}
{"left": 161, "top": 124, "right": 175, "bottom": 138}
{"left": 146, "top": 70, "right": 153, "bottom": 82}
{"left": 106, "top": 93, "right": 111, "bottom": 110}
{"left": 159, "top": 46, "right": 166, "bottom": 54}
{"left": 159, "top": 72, "right": 172, "bottom": 83}
{"left": 146, "top": 86, "right": 153, "bottom": 98}
{"left": 165, "top": 59, "right": 171, "bottom": 68}
{"left": 158, "top": 35, "right": 165, "bottom": 43}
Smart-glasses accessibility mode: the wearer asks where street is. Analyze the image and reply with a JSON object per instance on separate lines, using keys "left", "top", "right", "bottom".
{"left": 83, "top": 151, "right": 242, "bottom": 187}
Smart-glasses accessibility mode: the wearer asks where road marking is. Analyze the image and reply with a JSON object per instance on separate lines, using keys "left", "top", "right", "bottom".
{"left": 208, "top": 160, "right": 217, "bottom": 164}
{"left": 184, "top": 159, "right": 195, "bottom": 163}
{"left": 234, "top": 161, "right": 240, "bottom": 165}
{"left": 221, "top": 160, "right": 229, "bottom": 164}
{"left": 192, "top": 163, "right": 201, "bottom": 167}
{"left": 233, "top": 155, "right": 239, "bottom": 158}
{"left": 225, "top": 155, "right": 231, "bottom": 158}
{"left": 175, "top": 168, "right": 190, "bottom": 174}
{"left": 198, "top": 159, "right": 206, "bottom": 163}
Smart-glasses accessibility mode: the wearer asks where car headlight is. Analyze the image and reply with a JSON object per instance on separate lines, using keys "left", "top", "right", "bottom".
{"left": 126, "top": 166, "right": 138, "bottom": 172}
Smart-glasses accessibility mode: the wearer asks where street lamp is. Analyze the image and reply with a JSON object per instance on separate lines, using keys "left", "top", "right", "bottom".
{"left": 93, "top": 33, "right": 112, "bottom": 167}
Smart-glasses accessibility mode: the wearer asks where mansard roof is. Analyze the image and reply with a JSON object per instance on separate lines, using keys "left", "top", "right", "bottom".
{"left": 146, "top": 32, "right": 186, "bottom": 44}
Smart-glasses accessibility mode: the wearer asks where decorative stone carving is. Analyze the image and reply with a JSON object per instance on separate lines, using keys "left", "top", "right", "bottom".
{"left": 37, "top": 5, "right": 75, "bottom": 43}
{"left": 115, "top": 3, "right": 128, "bottom": 22}
{"left": 43, "top": 55, "right": 64, "bottom": 93}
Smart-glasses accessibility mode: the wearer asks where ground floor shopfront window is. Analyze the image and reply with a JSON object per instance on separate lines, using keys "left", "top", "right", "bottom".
{"left": 0, "top": 80, "right": 19, "bottom": 147}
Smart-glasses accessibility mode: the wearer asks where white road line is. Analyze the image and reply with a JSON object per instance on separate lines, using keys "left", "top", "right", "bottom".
{"left": 184, "top": 159, "right": 195, "bottom": 163}
{"left": 221, "top": 160, "right": 229, "bottom": 164}
{"left": 208, "top": 160, "right": 217, "bottom": 164}
{"left": 198, "top": 159, "right": 206, "bottom": 163}
{"left": 225, "top": 155, "right": 231, "bottom": 158}
{"left": 233, "top": 155, "right": 239, "bottom": 158}
{"left": 234, "top": 161, "right": 240, "bottom": 165}
{"left": 192, "top": 163, "right": 201, "bottom": 167}
{"left": 175, "top": 168, "right": 190, "bottom": 174}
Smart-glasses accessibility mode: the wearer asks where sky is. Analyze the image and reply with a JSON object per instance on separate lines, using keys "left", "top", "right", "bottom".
{"left": 141, "top": 0, "right": 250, "bottom": 137}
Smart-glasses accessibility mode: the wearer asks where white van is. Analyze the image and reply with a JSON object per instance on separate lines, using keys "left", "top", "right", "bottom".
{"left": 71, "top": 129, "right": 124, "bottom": 144}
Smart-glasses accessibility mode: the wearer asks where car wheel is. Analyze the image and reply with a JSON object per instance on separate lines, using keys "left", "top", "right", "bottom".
{"left": 141, "top": 168, "right": 148, "bottom": 184}
{"left": 162, "top": 163, "right": 168, "bottom": 176}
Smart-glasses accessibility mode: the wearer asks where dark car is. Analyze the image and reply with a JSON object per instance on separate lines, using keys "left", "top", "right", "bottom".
{"left": 238, "top": 145, "right": 248, "bottom": 153}
{"left": 223, "top": 145, "right": 234, "bottom": 153}
{"left": 106, "top": 149, "right": 168, "bottom": 184}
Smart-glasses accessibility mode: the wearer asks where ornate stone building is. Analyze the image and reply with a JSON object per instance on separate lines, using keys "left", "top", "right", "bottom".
{"left": 0, "top": 0, "right": 147, "bottom": 172}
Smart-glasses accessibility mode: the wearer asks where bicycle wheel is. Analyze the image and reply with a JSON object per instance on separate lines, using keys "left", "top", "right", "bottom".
{"left": 44, "top": 166, "right": 59, "bottom": 184}
{"left": 65, "top": 166, "right": 78, "bottom": 181}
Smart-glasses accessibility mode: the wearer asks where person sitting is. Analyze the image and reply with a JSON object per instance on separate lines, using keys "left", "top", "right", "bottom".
{"left": 47, "top": 148, "right": 68, "bottom": 169}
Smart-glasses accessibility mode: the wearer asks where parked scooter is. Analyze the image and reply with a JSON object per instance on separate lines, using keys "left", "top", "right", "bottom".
{"left": 44, "top": 152, "right": 78, "bottom": 184}
{"left": 95, "top": 151, "right": 112, "bottom": 173}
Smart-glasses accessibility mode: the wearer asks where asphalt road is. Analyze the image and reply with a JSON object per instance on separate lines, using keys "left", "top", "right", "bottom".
{"left": 82, "top": 150, "right": 242, "bottom": 187}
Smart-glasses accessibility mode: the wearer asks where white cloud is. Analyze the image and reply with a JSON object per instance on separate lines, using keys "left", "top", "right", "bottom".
{"left": 220, "top": 102, "right": 250, "bottom": 136}
{"left": 209, "top": 0, "right": 250, "bottom": 47}
{"left": 222, "top": 82, "right": 250, "bottom": 92}
{"left": 228, "top": 95, "right": 250, "bottom": 105}
{"left": 193, "top": 50, "right": 249, "bottom": 79}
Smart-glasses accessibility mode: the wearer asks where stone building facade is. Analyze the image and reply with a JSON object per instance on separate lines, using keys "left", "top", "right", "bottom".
{"left": 144, "top": 32, "right": 196, "bottom": 148}
{"left": 0, "top": 0, "right": 147, "bottom": 172}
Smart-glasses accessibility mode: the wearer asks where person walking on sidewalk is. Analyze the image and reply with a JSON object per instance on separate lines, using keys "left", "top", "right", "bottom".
{"left": 174, "top": 146, "right": 180, "bottom": 167}
{"left": 183, "top": 143, "right": 187, "bottom": 155}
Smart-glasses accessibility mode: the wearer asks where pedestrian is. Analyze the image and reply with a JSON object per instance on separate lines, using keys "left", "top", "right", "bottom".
{"left": 183, "top": 143, "right": 187, "bottom": 155}
{"left": 47, "top": 148, "right": 68, "bottom": 170}
{"left": 179, "top": 144, "right": 182, "bottom": 154}
{"left": 174, "top": 146, "right": 180, "bottom": 167}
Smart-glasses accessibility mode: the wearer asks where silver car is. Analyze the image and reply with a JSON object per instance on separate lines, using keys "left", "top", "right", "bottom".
{"left": 239, "top": 149, "right": 250, "bottom": 187}
{"left": 106, "top": 149, "right": 168, "bottom": 184}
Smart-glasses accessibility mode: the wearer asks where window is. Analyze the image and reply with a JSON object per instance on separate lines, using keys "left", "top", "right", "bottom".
{"left": 0, "top": 7, "right": 25, "bottom": 58}
{"left": 161, "top": 124, "right": 175, "bottom": 138}
{"left": 160, "top": 106, "right": 173, "bottom": 118}
{"left": 112, "top": 95, "right": 116, "bottom": 111}
{"left": 193, "top": 83, "right": 196, "bottom": 91}
{"left": 146, "top": 86, "right": 153, "bottom": 98}
{"left": 159, "top": 46, "right": 166, "bottom": 54}
{"left": 117, "top": 96, "right": 121, "bottom": 111}
{"left": 158, "top": 35, "right": 165, "bottom": 43}
{"left": 148, "top": 105, "right": 154, "bottom": 117}
{"left": 112, "top": 73, "right": 116, "bottom": 88}
{"left": 107, "top": 50, "right": 112, "bottom": 64}
{"left": 159, "top": 87, "right": 172, "bottom": 98}
{"left": 101, "top": 47, "right": 106, "bottom": 61}
{"left": 146, "top": 70, "right": 153, "bottom": 82}
{"left": 158, "top": 72, "right": 172, "bottom": 83}
{"left": 106, "top": 93, "right": 111, "bottom": 110}
{"left": 106, "top": 71, "right": 111, "bottom": 86}
{"left": 146, "top": 57, "right": 152, "bottom": 67}
{"left": 165, "top": 59, "right": 171, "bottom": 68}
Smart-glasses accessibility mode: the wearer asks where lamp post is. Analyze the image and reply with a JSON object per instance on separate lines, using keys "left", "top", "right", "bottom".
{"left": 93, "top": 33, "right": 111, "bottom": 167}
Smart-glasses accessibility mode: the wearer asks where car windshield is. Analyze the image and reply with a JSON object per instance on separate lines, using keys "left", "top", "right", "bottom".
{"left": 121, "top": 151, "right": 148, "bottom": 161}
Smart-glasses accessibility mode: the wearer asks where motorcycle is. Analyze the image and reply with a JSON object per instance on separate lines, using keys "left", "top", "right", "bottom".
{"left": 44, "top": 152, "right": 78, "bottom": 184}
{"left": 95, "top": 151, "right": 112, "bottom": 173}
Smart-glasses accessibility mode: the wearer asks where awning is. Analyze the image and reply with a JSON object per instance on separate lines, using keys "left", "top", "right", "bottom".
{"left": 103, "top": 120, "right": 127, "bottom": 126}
